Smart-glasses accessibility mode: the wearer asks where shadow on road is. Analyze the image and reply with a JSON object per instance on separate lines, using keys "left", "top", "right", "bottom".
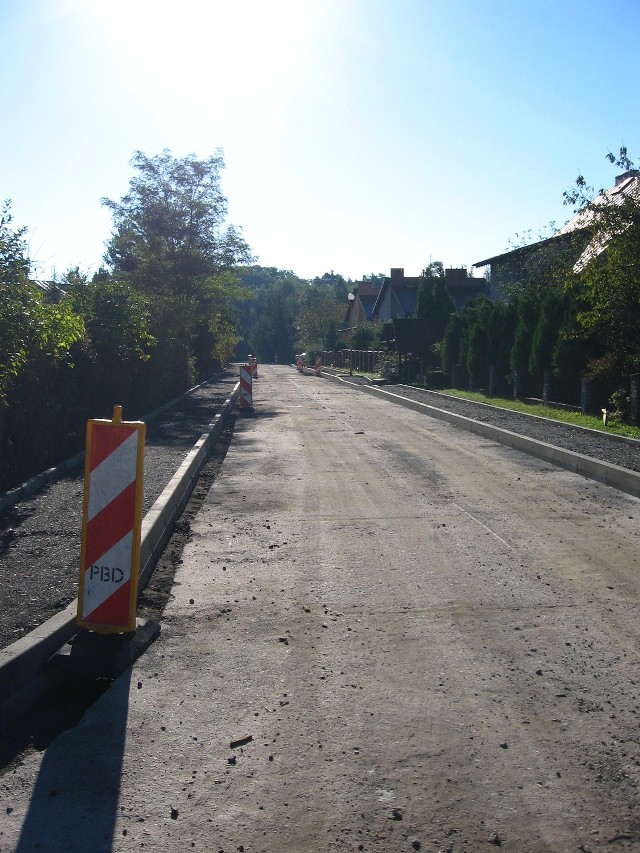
{"left": 15, "top": 670, "right": 132, "bottom": 852}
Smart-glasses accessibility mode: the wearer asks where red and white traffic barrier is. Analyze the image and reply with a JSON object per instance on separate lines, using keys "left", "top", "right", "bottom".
{"left": 296, "top": 356, "right": 304, "bottom": 373}
{"left": 239, "top": 363, "right": 253, "bottom": 408}
{"left": 315, "top": 355, "right": 322, "bottom": 376}
{"left": 249, "top": 355, "right": 258, "bottom": 379}
{"left": 77, "top": 406, "right": 145, "bottom": 634}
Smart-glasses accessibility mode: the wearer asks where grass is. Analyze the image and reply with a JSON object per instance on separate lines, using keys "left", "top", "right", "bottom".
{"left": 428, "top": 387, "right": 640, "bottom": 440}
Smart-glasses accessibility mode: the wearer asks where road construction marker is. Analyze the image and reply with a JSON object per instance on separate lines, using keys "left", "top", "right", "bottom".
{"left": 315, "top": 355, "right": 322, "bottom": 376}
{"left": 77, "top": 406, "right": 145, "bottom": 634}
{"left": 239, "top": 363, "right": 253, "bottom": 408}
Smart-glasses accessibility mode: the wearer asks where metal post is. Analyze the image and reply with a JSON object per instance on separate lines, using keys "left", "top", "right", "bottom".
{"left": 630, "top": 374, "right": 639, "bottom": 425}
{"left": 543, "top": 369, "right": 551, "bottom": 404}
{"left": 581, "top": 371, "right": 590, "bottom": 415}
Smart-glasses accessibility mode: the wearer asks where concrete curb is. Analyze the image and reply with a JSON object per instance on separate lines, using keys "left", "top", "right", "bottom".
{"left": 322, "top": 372, "right": 640, "bottom": 500}
{"left": 0, "top": 383, "right": 240, "bottom": 731}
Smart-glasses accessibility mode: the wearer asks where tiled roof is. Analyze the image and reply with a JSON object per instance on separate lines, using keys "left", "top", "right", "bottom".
{"left": 394, "top": 284, "right": 419, "bottom": 316}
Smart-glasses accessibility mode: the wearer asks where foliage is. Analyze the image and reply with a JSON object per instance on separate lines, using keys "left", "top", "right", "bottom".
{"left": 0, "top": 233, "right": 85, "bottom": 485}
{"left": 414, "top": 261, "right": 455, "bottom": 369}
{"left": 103, "top": 149, "right": 253, "bottom": 381}
{"left": 297, "top": 281, "right": 346, "bottom": 355}
{"left": 529, "top": 291, "right": 564, "bottom": 377}
{"left": 0, "top": 281, "right": 84, "bottom": 401}
{"left": 416, "top": 264, "right": 454, "bottom": 333}
{"left": 350, "top": 322, "right": 381, "bottom": 350}
{"left": 0, "top": 207, "right": 84, "bottom": 402}
{"left": 0, "top": 200, "right": 30, "bottom": 284}
{"left": 560, "top": 146, "right": 640, "bottom": 391}
{"left": 441, "top": 311, "right": 468, "bottom": 375}
{"left": 103, "top": 149, "right": 252, "bottom": 298}
{"left": 235, "top": 266, "right": 355, "bottom": 362}
{"left": 465, "top": 297, "right": 492, "bottom": 386}
{"left": 236, "top": 266, "right": 306, "bottom": 362}
{"left": 63, "top": 269, "right": 156, "bottom": 405}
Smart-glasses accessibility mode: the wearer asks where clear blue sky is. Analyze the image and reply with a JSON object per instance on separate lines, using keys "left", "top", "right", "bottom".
{"left": 1, "top": 0, "right": 639, "bottom": 282}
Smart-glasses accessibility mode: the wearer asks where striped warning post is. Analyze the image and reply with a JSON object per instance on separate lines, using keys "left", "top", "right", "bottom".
{"left": 77, "top": 406, "right": 145, "bottom": 634}
{"left": 315, "top": 355, "right": 322, "bottom": 376}
{"left": 239, "top": 363, "right": 253, "bottom": 408}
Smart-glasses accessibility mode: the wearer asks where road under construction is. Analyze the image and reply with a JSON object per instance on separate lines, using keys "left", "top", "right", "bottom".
{"left": 1, "top": 365, "right": 639, "bottom": 852}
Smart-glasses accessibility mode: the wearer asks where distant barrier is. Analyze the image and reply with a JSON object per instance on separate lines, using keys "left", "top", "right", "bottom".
{"left": 321, "top": 350, "right": 383, "bottom": 374}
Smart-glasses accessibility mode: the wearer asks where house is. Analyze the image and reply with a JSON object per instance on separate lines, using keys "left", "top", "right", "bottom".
{"left": 368, "top": 267, "right": 486, "bottom": 323}
{"left": 370, "top": 268, "right": 421, "bottom": 323}
{"left": 343, "top": 279, "right": 383, "bottom": 329}
{"left": 473, "top": 170, "right": 640, "bottom": 299}
{"left": 441, "top": 267, "right": 489, "bottom": 310}
{"left": 557, "top": 169, "right": 640, "bottom": 272}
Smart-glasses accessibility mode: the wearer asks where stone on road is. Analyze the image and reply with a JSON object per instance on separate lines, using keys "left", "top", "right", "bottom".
{"left": 1, "top": 365, "right": 639, "bottom": 852}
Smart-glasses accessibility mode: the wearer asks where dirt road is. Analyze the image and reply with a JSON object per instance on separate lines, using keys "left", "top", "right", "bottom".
{"left": 1, "top": 365, "right": 639, "bottom": 852}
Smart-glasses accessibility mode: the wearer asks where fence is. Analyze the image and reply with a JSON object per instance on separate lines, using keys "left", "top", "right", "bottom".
{"left": 321, "top": 350, "right": 384, "bottom": 374}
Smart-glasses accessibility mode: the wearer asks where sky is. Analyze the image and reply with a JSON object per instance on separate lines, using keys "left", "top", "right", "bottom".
{"left": 1, "top": 0, "right": 639, "bottom": 283}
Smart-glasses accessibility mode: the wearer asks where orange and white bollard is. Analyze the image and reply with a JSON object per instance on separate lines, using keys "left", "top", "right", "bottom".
{"left": 315, "top": 355, "right": 322, "bottom": 376}
{"left": 239, "top": 363, "right": 253, "bottom": 409}
{"left": 296, "top": 356, "right": 304, "bottom": 373}
{"left": 77, "top": 406, "right": 145, "bottom": 634}
{"left": 250, "top": 355, "right": 258, "bottom": 379}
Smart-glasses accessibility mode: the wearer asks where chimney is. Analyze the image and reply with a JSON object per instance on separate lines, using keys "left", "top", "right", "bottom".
{"left": 390, "top": 268, "right": 404, "bottom": 281}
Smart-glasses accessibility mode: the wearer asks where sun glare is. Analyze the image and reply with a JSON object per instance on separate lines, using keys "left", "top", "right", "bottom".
{"left": 87, "top": 0, "right": 324, "bottom": 120}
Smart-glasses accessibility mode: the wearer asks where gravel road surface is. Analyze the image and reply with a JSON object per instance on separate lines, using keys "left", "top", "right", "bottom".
{"left": 1, "top": 364, "right": 638, "bottom": 852}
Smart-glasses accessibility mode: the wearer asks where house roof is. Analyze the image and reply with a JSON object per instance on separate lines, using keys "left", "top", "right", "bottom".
{"left": 354, "top": 281, "right": 383, "bottom": 320}
{"left": 473, "top": 234, "right": 560, "bottom": 269}
{"left": 557, "top": 171, "right": 640, "bottom": 272}
{"left": 393, "top": 283, "right": 420, "bottom": 315}
{"left": 473, "top": 172, "right": 640, "bottom": 273}
{"left": 371, "top": 271, "right": 421, "bottom": 319}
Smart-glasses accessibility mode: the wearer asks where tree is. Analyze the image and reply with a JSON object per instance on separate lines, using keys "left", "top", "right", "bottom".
{"left": 0, "top": 205, "right": 83, "bottom": 402}
{"left": 236, "top": 267, "right": 306, "bottom": 362}
{"left": 529, "top": 291, "right": 565, "bottom": 383}
{"left": 442, "top": 312, "right": 468, "bottom": 380}
{"left": 561, "top": 147, "right": 640, "bottom": 395}
{"left": 0, "top": 219, "right": 85, "bottom": 484}
{"left": 415, "top": 262, "right": 454, "bottom": 370}
{"left": 103, "top": 150, "right": 252, "bottom": 299}
{"left": 465, "top": 296, "right": 492, "bottom": 389}
{"left": 487, "top": 300, "right": 517, "bottom": 395}
{"left": 510, "top": 293, "right": 537, "bottom": 393}
{"left": 297, "top": 281, "right": 346, "bottom": 355}
{"left": 351, "top": 322, "right": 379, "bottom": 350}
{"left": 103, "top": 149, "right": 253, "bottom": 383}
{"left": 552, "top": 297, "right": 592, "bottom": 404}
{"left": 0, "top": 200, "right": 30, "bottom": 284}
